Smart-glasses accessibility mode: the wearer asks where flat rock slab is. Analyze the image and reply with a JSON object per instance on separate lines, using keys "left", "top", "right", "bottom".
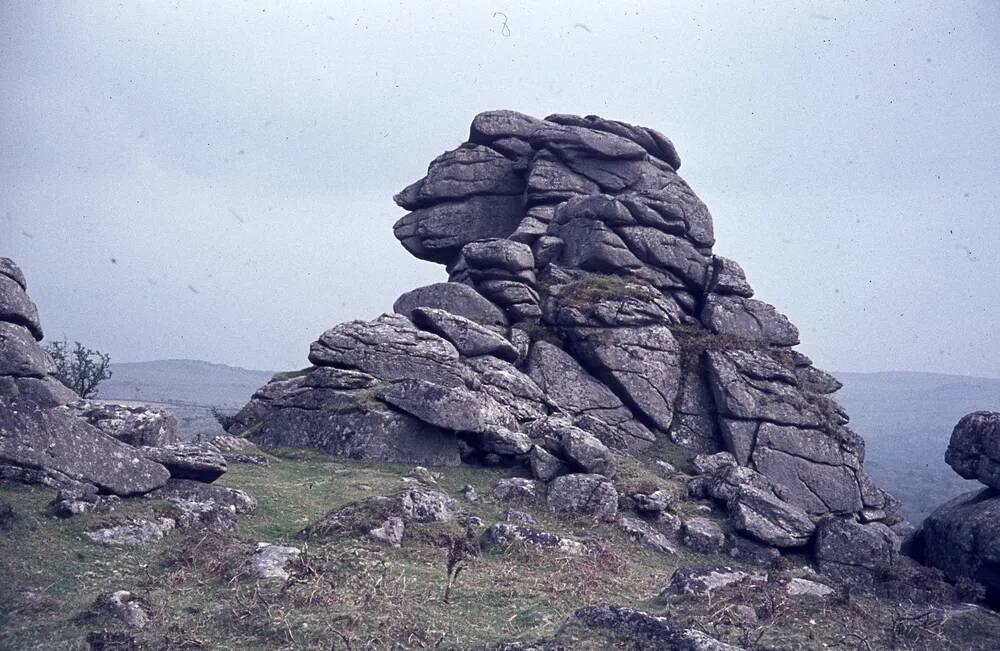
{"left": 0, "top": 399, "right": 169, "bottom": 496}
{"left": 141, "top": 443, "right": 227, "bottom": 483}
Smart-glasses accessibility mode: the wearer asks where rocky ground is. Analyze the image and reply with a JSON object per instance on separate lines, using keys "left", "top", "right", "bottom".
{"left": 3, "top": 110, "right": 1000, "bottom": 649}
{"left": 3, "top": 443, "right": 1000, "bottom": 650}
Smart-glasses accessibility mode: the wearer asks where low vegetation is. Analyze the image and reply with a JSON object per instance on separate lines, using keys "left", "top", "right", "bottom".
{"left": 2, "top": 448, "right": 999, "bottom": 650}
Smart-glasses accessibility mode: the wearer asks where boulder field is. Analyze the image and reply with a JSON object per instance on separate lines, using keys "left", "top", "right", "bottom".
{"left": 229, "top": 110, "right": 906, "bottom": 566}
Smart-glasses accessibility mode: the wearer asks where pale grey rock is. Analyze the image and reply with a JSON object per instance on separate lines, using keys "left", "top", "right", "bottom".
{"left": 660, "top": 565, "right": 762, "bottom": 599}
{"left": 681, "top": 517, "right": 726, "bottom": 553}
{"left": 526, "top": 341, "right": 654, "bottom": 452}
{"left": 248, "top": 543, "right": 301, "bottom": 580}
{"left": 85, "top": 517, "right": 176, "bottom": 546}
{"left": 369, "top": 516, "right": 405, "bottom": 547}
{"left": 546, "top": 473, "right": 618, "bottom": 522}
{"left": 786, "top": 578, "right": 835, "bottom": 598}
{"left": 528, "top": 445, "right": 566, "bottom": 481}
{"left": 93, "top": 591, "right": 150, "bottom": 629}
{"left": 393, "top": 194, "right": 524, "bottom": 265}
{"left": 692, "top": 452, "right": 737, "bottom": 475}
{"left": 377, "top": 379, "right": 515, "bottom": 434}
{"left": 706, "top": 256, "right": 753, "bottom": 297}
{"left": 490, "top": 477, "right": 544, "bottom": 503}
{"left": 569, "top": 604, "right": 742, "bottom": 651}
{"left": 545, "top": 113, "right": 682, "bottom": 169}
{"left": 73, "top": 401, "right": 178, "bottom": 447}
{"left": 231, "top": 371, "right": 463, "bottom": 467}
{"left": 482, "top": 523, "right": 589, "bottom": 555}
{"left": 922, "top": 487, "right": 1000, "bottom": 604}
{"left": 565, "top": 324, "right": 682, "bottom": 433}
{"left": 560, "top": 425, "right": 616, "bottom": 477}
{"left": 0, "top": 257, "right": 27, "bottom": 290}
{"left": 618, "top": 516, "right": 676, "bottom": 554}
{"left": 309, "top": 314, "right": 470, "bottom": 388}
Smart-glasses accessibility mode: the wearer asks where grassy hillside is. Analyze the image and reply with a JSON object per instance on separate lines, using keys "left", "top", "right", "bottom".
{"left": 3, "top": 448, "right": 1000, "bottom": 650}
{"left": 835, "top": 371, "right": 1000, "bottom": 523}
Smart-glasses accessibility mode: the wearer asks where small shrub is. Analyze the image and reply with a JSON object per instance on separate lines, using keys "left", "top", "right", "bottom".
{"left": 44, "top": 339, "right": 112, "bottom": 398}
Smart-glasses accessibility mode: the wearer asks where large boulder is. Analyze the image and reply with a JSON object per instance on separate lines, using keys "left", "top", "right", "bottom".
{"left": 0, "top": 399, "right": 169, "bottom": 496}
{"left": 922, "top": 487, "right": 1000, "bottom": 605}
{"left": 945, "top": 411, "right": 1000, "bottom": 490}
{"left": 814, "top": 517, "right": 897, "bottom": 590}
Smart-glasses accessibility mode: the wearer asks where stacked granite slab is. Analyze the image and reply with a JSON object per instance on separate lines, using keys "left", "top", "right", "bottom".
{"left": 230, "top": 110, "right": 901, "bottom": 541}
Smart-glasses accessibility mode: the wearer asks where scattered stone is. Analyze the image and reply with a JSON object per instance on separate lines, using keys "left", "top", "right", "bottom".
{"left": 569, "top": 603, "right": 741, "bottom": 650}
{"left": 93, "top": 591, "right": 150, "bottom": 629}
{"left": 659, "top": 565, "right": 763, "bottom": 599}
{"left": 652, "top": 460, "right": 677, "bottom": 476}
{"left": 248, "top": 543, "right": 301, "bottom": 580}
{"left": 85, "top": 517, "right": 176, "bottom": 546}
{"left": 301, "top": 487, "right": 465, "bottom": 539}
{"left": 490, "top": 477, "right": 544, "bottom": 504}
{"left": 546, "top": 473, "right": 618, "bottom": 522}
{"left": 52, "top": 485, "right": 119, "bottom": 518}
{"left": 681, "top": 517, "right": 726, "bottom": 554}
{"left": 482, "top": 523, "right": 589, "bottom": 555}
{"left": 618, "top": 516, "right": 676, "bottom": 554}
{"left": 503, "top": 509, "right": 537, "bottom": 525}
{"left": 460, "top": 484, "right": 479, "bottom": 502}
{"left": 407, "top": 466, "right": 438, "bottom": 486}
{"left": 786, "top": 577, "right": 835, "bottom": 598}
{"left": 369, "top": 516, "right": 405, "bottom": 547}
{"left": 147, "top": 478, "right": 256, "bottom": 529}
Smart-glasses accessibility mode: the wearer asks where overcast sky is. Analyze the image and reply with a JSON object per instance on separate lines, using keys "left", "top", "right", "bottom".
{"left": 2, "top": 2, "right": 998, "bottom": 377}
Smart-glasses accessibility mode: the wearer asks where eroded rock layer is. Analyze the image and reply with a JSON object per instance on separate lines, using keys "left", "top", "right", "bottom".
{"left": 230, "top": 110, "right": 899, "bottom": 534}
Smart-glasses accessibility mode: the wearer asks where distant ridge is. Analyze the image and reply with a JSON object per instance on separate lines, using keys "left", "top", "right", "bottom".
{"left": 97, "top": 359, "right": 276, "bottom": 440}
{"left": 834, "top": 370, "right": 1000, "bottom": 522}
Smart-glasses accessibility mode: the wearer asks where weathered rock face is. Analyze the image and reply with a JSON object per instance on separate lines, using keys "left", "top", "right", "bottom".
{"left": 923, "top": 411, "right": 1000, "bottom": 605}
{"left": 0, "top": 398, "right": 169, "bottom": 496}
{"left": 72, "top": 401, "right": 178, "bottom": 448}
{"left": 233, "top": 110, "right": 897, "bottom": 539}
{"left": 922, "top": 488, "right": 1000, "bottom": 605}
{"left": 945, "top": 411, "right": 1000, "bottom": 490}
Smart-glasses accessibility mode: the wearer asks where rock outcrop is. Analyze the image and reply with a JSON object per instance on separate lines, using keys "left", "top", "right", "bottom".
{"left": 922, "top": 411, "right": 1000, "bottom": 605}
{"left": 0, "top": 259, "right": 246, "bottom": 514}
{"left": 229, "top": 110, "right": 900, "bottom": 566}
